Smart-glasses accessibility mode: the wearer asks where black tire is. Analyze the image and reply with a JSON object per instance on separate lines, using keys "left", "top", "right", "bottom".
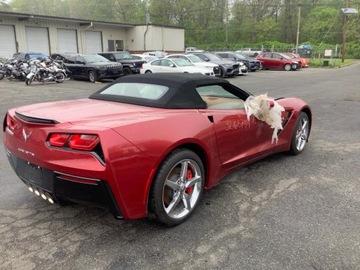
{"left": 148, "top": 149, "right": 205, "bottom": 226}
{"left": 88, "top": 70, "right": 97, "bottom": 83}
{"left": 55, "top": 72, "right": 65, "bottom": 83}
{"left": 0, "top": 72, "right": 5, "bottom": 80}
{"left": 219, "top": 68, "right": 225, "bottom": 78}
{"left": 25, "top": 77, "right": 33, "bottom": 85}
{"left": 145, "top": 70, "right": 152, "bottom": 74}
{"left": 123, "top": 67, "right": 132, "bottom": 75}
{"left": 289, "top": 112, "right": 310, "bottom": 155}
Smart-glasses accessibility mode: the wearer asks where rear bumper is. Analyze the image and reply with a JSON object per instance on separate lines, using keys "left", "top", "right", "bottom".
{"left": 5, "top": 148, "right": 123, "bottom": 219}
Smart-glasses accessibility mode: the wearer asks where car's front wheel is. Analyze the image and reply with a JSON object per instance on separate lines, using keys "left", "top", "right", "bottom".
{"left": 289, "top": 112, "right": 310, "bottom": 155}
{"left": 88, "top": 70, "right": 97, "bottom": 83}
{"left": 219, "top": 68, "right": 225, "bottom": 78}
{"left": 123, "top": 67, "right": 132, "bottom": 75}
{"left": 149, "top": 149, "right": 205, "bottom": 226}
{"left": 284, "top": 63, "right": 292, "bottom": 71}
{"left": 145, "top": 70, "right": 152, "bottom": 74}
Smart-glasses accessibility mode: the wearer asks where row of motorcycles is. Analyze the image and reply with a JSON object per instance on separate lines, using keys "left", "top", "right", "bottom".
{"left": 0, "top": 58, "right": 68, "bottom": 85}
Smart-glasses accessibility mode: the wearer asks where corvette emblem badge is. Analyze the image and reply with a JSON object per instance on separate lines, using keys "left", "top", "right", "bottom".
{"left": 22, "top": 129, "right": 33, "bottom": 142}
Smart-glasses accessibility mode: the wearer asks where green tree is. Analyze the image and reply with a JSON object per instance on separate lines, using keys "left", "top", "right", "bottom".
{"left": 301, "top": 6, "right": 342, "bottom": 45}
{"left": 3, "top": 0, "right": 359, "bottom": 53}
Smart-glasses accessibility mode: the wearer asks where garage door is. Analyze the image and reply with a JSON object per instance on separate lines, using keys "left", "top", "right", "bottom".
{"left": 25, "top": 27, "right": 50, "bottom": 55}
{"left": 57, "top": 29, "right": 78, "bottom": 53}
{"left": 85, "top": 31, "right": 102, "bottom": 53}
{"left": 0, "top": 25, "right": 17, "bottom": 59}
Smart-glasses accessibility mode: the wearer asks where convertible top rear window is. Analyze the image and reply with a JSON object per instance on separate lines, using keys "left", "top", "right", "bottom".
{"left": 89, "top": 73, "right": 247, "bottom": 109}
{"left": 100, "top": 83, "right": 168, "bottom": 100}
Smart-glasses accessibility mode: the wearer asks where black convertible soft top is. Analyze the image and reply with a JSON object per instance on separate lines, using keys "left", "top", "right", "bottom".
{"left": 89, "top": 73, "right": 233, "bottom": 109}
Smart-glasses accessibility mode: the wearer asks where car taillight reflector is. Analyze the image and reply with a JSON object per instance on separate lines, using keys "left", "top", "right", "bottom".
{"left": 49, "top": 133, "right": 71, "bottom": 147}
{"left": 6, "top": 114, "right": 16, "bottom": 132}
{"left": 68, "top": 134, "right": 100, "bottom": 151}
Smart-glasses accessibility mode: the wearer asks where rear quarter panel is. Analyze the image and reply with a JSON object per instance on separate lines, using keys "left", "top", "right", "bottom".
{"left": 110, "top": 109, "right": 223, "bottom": 185}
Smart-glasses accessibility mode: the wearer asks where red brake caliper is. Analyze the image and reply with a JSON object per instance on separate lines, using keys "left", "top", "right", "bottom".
{"left": 185, "top": 169, "right": 194, "bottom": 194}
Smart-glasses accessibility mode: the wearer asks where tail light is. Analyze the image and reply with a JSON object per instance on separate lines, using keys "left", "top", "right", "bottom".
{"left": 5, "top": 114, "right": 16, "bottom": 134}
{"left": 48, "top": 133, "right": 70, "bottom": 147}
{"left": 48, "top": 133, "right": 100, "bottom": 151}
{"left": 68, "top": 134, "right": 100, "bottom": 150}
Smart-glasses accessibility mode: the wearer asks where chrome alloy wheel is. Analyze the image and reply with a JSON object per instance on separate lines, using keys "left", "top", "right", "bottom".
{"left": 295, "top": 116, "right": 309, "bottom": 152}
{"left": 162, "top": 159, "right": 202, "bottom": 219}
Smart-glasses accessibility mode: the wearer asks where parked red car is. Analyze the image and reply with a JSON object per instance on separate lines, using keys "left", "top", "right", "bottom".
{"left": 3, "top": 73, "right": 311, "bottom": 226}
{"left": 283, "top": 52, "right": 309, "bottom": 68}
{"left": 256, "top": 52, "right": 301, "bottom": 71}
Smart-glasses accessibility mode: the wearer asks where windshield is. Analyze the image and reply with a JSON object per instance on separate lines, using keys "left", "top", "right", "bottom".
{"left": 172, "top": 58, "right": 194, "bottom": 67}
{"left": 187, "top": 55, "right": 204, "bottom": 63}
{"left": 234, "top": 53, "right": 246, "bottom": 60}
{"left": 83, "top": 55, "right": 109, "bottom": 63}
{"left": 204, "top": 53, "right": 222, "bottom": 61}
{"left": 113, "top": 52, "right": 133, "bottom": 60}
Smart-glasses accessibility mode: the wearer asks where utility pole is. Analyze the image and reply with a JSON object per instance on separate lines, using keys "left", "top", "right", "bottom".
{"left": 341, "top": 0, "right": 349, "bottom": 63}
{"left": 295, "top": 4, "right": 302, "bottom": 55}
{"left": 225, "top": 0, "right": 229, "bottom": 48}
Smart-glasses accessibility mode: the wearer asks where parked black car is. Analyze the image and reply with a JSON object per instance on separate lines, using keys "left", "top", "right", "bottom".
{"left": 62, "top": 54, "right": 123, "bottom": 82}
{"left": 214, "top": 51, "right": 262, "bottom": 72}
{"left": 50, "top": 53, "right": 79, "bottom": 62}
{"left": 191, "top": 52, "right": 239, "bottom": 78}
{"left": 98, "top": 51, "right": 145, "bottom": 75}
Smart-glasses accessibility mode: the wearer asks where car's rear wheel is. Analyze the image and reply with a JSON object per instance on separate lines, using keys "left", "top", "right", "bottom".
{"left": 284, "top": 63, "right": 292, "bottom": 71}
{"left": 149, "top": 149, "right": 204, "bottom": 226}
{"left": 289, "top": 112, "right": 310, "bottom": 155}
{"left": 88, "top": 70, "right": 97, "bottom": 83}
{"left": 145, "top": 70, "right": 152, "bottom": 74}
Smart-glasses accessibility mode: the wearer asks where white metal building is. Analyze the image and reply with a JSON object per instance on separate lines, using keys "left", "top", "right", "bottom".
{"left": 0, "top": 11, "right": 185, "bottom": 59}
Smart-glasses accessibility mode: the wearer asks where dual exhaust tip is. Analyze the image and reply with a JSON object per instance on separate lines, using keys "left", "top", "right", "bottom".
{"left": 27, "top": 184, "right": 54, "bottom": 204}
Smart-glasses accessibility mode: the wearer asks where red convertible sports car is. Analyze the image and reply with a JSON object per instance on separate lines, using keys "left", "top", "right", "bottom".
{"left": 3, "top": 73, "right": 312, "bottom": 226}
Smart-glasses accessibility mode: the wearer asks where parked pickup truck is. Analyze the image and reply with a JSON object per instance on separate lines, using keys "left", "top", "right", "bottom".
{"left": 235, "top": 48, "right": 263, "bottom": 57}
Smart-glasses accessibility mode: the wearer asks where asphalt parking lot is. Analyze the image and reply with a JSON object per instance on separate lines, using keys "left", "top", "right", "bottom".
{"left": 1, "top": 65, "right": 360, "bottom": 270}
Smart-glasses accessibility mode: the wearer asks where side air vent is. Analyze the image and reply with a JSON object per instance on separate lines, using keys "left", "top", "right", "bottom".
{"left": 15, "top": 112, "right": 60, "bottom": 124}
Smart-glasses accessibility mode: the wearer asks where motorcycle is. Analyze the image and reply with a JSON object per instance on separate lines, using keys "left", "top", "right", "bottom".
{"left": 0, "top": 62, "right": 4, "bottom": 80}
{"left": 25, "top": 59, "right": 66, "bottom": 85}
{"left": 2, "top": 60, "right": 28, "bottom": 81}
